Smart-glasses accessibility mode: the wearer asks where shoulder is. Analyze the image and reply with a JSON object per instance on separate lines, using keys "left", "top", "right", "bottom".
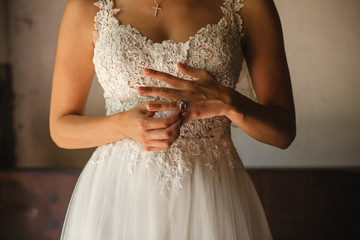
{"left": 240, "top": 0, "right": 282, "bottom": 45}
{"left": 58, "top": 0, "right": 101, "bottom": 47}
{"left": 63, "top": 0, "right": 99, "bottom": 24}
{"left": 241, "top": 0, "right": 280, "bottom": 30}
{"left": 61, "top": 0, "right": 100, "bottom": 33}
{"left": 65, "top": 0, "right": 99, "bottom": 11}
{"left": 242, "top": 0, "right": 277, "bottom": 14}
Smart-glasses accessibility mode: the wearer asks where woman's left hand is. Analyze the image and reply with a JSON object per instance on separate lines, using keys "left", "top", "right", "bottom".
{"left": 138, "top": 62, "right": 233, "bottom": 123}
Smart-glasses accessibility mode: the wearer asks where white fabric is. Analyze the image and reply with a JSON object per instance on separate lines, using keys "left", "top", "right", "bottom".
{"left": 60, "top": 0, "right": 272, "bottom": 239}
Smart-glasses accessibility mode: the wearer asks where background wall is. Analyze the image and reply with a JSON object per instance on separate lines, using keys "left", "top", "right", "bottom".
{"left": 0, "top": 0, "right": 8, "bottom": 64}
{"left": 4, "top": 0, "right": 360, "bottom": 168}
{"left": 7, "top": 0, "right": 103, "bottom": 167}
{"left": 233, "top": 0, "right": 360, "bottom": 167}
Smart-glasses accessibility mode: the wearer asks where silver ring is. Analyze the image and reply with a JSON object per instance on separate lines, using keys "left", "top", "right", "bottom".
{"left": 178, "top": 98, "right": 187, "bottom": 111}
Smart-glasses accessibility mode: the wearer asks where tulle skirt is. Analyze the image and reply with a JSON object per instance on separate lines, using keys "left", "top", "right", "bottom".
{"left": 60, "top": 139, "right": 272, "bottom": 240}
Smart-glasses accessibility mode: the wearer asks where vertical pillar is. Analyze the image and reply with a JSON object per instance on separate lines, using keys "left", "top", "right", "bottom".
{"left": 0, "top": 0, "right": 15, "bottom": 168}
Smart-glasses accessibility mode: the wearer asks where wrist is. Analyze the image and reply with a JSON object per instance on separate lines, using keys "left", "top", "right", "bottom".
{"left": 107, "top": 111, "right": 127, "bottom": 140}
{"left": 221, "top": 88, "right": 245, "bottom": 120}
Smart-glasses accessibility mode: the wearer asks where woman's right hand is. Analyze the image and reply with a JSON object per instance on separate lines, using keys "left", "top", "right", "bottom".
{"left": 116, "top": 101, "right": 183, "bottom": 151}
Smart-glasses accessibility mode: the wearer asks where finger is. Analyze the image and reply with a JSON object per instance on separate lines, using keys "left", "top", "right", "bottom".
{"left": 143, "top": 138, "right": 176, "bottom": 151}
{"left": 146, "top": 101, "right": 179, "bottom": 111}
{"left": 138, "top": 87, "right": 181, "bottom": 100}
{"left": 146, "top": 111, "right": 156, "bottom": 118}
{"left": 145, "top": 116, "right": 182, "bottom": 140}
{"left": 164, "top": 109, "right": 184, "bottom": 124}
{"left": 144, "top": 68, "right": 190, "bottom": 89}
{"left": 144, "top": 110, "right": 182, "bottom": 129}
{"left": 143, "top": 145, "right": 169, "bottom": 152}
{"left": 177, "top": 62, "right": 210, "bottom": 80}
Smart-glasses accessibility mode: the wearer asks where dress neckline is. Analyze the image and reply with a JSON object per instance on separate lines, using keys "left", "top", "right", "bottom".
{"left": 107, "top": 0, "right": 232, "bottom": 47}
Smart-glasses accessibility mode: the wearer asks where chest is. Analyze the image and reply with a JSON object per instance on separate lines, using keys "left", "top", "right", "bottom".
{"left": 94, "top": 20, "right": 243, "bottom": 93}
{"left": 93, "top": 0, "right": 244, "bottom": 96}
{"left": 113, "top": 0, "right": 225, "bottom": 44}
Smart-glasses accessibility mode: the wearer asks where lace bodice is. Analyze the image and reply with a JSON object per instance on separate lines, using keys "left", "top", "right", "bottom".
{"left": 90, "top": 0, "right": 256, "bottom": 199}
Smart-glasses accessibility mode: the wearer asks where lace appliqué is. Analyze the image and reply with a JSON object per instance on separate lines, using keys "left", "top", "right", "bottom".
{"left": 90, "top": 143, "right": 114, "bottom": 164}
{"left": 91, "top": 0, "right": 251, "bottom": 199}
{"left": 93, "top": 0, "right": 120, "bottom": 38}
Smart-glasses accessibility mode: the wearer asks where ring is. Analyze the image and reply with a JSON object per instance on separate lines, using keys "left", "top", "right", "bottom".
{"left": 178, "top": 98, "right": 187, "bottom": 111}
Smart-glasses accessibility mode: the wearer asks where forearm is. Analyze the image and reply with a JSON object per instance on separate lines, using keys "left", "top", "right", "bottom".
{"left": 224, "top": 89, "right": 296, "bottom": 149}
{"left": 50, "top": 113, "right": 126, "bottom": 149}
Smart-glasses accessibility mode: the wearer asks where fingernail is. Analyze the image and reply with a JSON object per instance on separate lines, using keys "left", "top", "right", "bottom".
{"left": 147, "top": 104, "right": 155, "bottom": 110}
{"left": 144, "top": 68, "right": 152, "bottom": 74}
{"left": 138, "top": 87, "right": 145, "bottom": 94}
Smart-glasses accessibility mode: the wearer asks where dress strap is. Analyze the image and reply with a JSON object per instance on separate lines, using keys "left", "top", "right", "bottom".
{"left": 93, "top": 0, "right": 120, "bottom": 38}
{"left": 223, "top": 0, "right": 245, "bottom": 37}
{"left": 225, "top": 0, "right": 256, "bottom": 101}
{"left": 233, "top": 0, "right": 245, "bottom": 36}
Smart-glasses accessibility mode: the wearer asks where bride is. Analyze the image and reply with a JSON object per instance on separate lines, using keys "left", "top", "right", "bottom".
{"left": 50, "top": 0, "right": 295, "bottom": 239}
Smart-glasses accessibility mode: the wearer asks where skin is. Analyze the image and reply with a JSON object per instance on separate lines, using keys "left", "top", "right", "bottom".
{"left": 50, "top": 0, "right": 295, "bottom": 151}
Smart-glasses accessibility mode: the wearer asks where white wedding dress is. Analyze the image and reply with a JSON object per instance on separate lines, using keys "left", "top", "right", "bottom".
{"left": 60, "top": 0, "right": 272, "bottom": 239}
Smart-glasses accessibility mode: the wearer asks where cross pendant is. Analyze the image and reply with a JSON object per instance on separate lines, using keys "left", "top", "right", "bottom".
{"left": 152, "top": 3, "right": 162, "bottom": 17}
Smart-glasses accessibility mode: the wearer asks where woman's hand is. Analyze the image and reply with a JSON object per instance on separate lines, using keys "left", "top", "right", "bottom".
{"left": 139, "top": 61, "right": 295, "bottom": 149}
{"left": 118, "top": 102, "right": 183, "bottom": 151}
{"left": 138, "top": 62, "right": 233, "bottom": 123}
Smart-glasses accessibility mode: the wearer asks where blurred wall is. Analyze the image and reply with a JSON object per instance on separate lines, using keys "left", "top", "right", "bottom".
{"left": 232, "top": 0, "right": 360, "bottom": 167}
{"left": 5, "top": 0, "right": 360, "bottom": 168}
{"left": 8, "top": 0, "right": 103, "bottom": 167}
{"left": 0, "top": 0, "right": 8, "bottom": 64}
{"left": 1, "top": 0, "right": 16, "bottom": 169}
